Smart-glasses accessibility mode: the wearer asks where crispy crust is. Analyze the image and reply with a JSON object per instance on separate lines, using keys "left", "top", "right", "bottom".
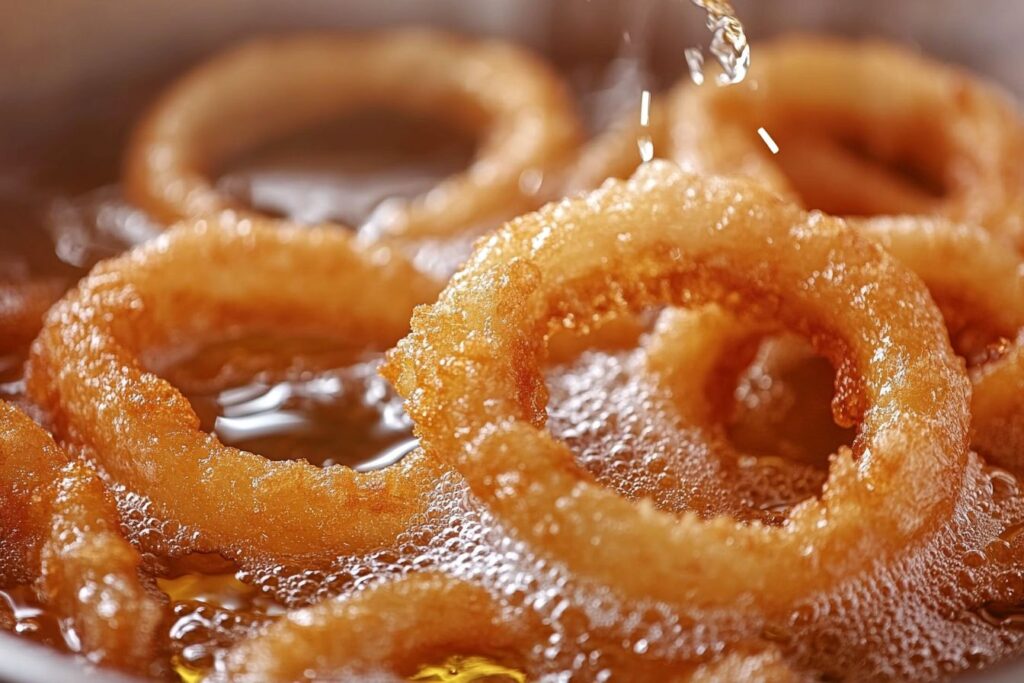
{"left": 0, "top": 402, "right": 161, "bottom": 672}
{"left": 384, "top": 162, "right": 969, "bottom": 611}
{"left": 124, "top": 29, "right": 582, "bottom": 242}
{"left": 26, "top": 216, "right": 445, "bottom": 568}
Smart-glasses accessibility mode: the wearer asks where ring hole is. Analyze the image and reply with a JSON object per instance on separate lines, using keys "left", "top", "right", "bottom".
{"left": 546, "top": 312, "right": 714, "bottom": 515}
{"left": 215, "top": 109, "right": 476, "bottom": 227}
{"left": 156, "top": 335, "right": 416, "bottom": 471}
{"left": 766, "top": 117, "right": 951, "bottom": 217}
{"left": 727, "top": 335, "right": 854, "bottom": 473}
{"left": 545, "top": 313, "right": 854, "bottom": 525}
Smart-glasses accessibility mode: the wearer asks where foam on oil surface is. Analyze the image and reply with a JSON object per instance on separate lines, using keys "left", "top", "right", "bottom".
{"left": 547, "top": 347, "right": 826, "bottom": 523}
{"left": 109, "top": 341, "right": 1024, "bottom": 681}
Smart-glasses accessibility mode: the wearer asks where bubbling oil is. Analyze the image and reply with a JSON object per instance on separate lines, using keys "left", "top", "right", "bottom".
{"left": 160, "top": 572, "right": 284, "bottom": 677}
{"left": 76, "top": 314, "right": 1024, "bottom": 680}
{"left": 546, "top": 347, "right": 827, "bottom": 523}
{"left": 203, "top": 447, "right": 1024, "bottom": 681}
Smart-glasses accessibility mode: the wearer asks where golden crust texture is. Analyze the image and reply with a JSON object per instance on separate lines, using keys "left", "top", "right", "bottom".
{"left": 26, "top": 216, "right": 446, "bottom": 569}
{"left": 385, "top": 161, "right": 970, "bottom": 612}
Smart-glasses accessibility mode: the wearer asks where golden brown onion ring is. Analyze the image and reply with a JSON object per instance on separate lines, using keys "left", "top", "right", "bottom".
{"left": 0, "top": 402, "right": 161, "bottom": 673}
{"left": 125, "top": 29, "right": 581, "bottom": 241}
{"left": 667, "top": 216, "right": 1024, "bottom": 479}
{"left": 219, "top": 573, "right": 544, "bottom": 682}
{"left": 221, "top": 570, "right": 752, "bottom": 682}
{"left": 670, "top": 37, "right": 1024, "bottom": 242}
{"left": 857, "top": 218, "right": 1024, "bottom": 347}
{"left": 27, "top": 216, "right": 444, "bottom": 569}
{"left": 862, "top": 218, "right": 1024, "bottom": 474}
{"left": 384, "top": 162, "right": 969, "bottom": 611}
{"left": 659, "top": 215, "right": 1024, "bottom": 476}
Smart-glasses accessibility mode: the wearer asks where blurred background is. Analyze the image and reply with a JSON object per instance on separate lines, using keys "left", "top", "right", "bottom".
{"left": 3, "top": 0, "right": 1023, "bottom": 148}
{"left": 3, "top": 0, "right": 1021, "bottom": 264}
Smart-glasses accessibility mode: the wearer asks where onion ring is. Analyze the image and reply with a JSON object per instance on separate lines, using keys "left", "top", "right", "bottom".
{"left": 26, "top": 216, "right": 445, "bottom": 569}
{"left": 862, "top": 218, "right": 1024, "bottom": 474}
{"left": 384, "top": 161, "right": 969, "bottom": 611}
{"left": 660, "top": 216, "right": 1024, "bottom": 463}
{"left": 670, "top": 37, "right": 1024, "bottom": 243}
{"left": 655, "top": 221, "right": 1024, "bottom": 476}
{"left": 219, "top": 573, "right": 544, "bottom": 682}
{"left": 219, "top": 569, "right": 776, "bottom": 682}
{"left": 0, "top": 401, "right": 161, "bottom": 672}
{"left": 125, "top": 29, "right": 581, "bottom": 242}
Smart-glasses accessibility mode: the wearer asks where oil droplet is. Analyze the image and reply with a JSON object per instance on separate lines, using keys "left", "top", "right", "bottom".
{"left": 958, "top": 569, "right": 978, "bottom": 589}
{"left": 410, "top": 655, "right": 526, "bottom": 682}
{"left": 988, "top": 467, "right": 1019, "bottom": 500}
{"left": 1000, "top": 521, "right": 1024, "bottom": 544}
{"left": 995, "top": 570, "right": 1024, "bottom": 600}
{"left": 986, "top": 539, "right": 1014, "bottom": 565}
{"left": 683, "top": 47, "right": 705, "bottom": 85}
{"left": 637, "top": 89, "right": 655, "bottom": 162}
{"left": 757, "top": 127, "right": 780, "bottom": 154}
{"left": 962, "top": 550, "right": 987, "bottom": 568}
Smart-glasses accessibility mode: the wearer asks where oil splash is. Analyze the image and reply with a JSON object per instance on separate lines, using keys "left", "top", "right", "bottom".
{"left": 687, "top": 0, "right": 750, "bottom": 85}
{"left": 634, "top": 0, "right": 750, "bottom": 162}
